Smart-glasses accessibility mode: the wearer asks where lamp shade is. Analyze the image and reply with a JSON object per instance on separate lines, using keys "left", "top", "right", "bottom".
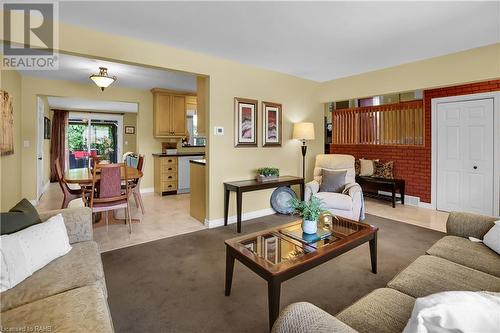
{"left": 292, "top": 122, "right": 315, "bottom": 140}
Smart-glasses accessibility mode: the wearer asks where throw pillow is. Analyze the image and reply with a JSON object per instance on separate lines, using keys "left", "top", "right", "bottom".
{"left": 354, "top": 159, "right": 360, "bottom": 176}
{"left": 319, "top": 169, "right": 347, "bottom": 193}
{"left": 0, "top": 199, "right": 41, "bottom": 235}
{"left": 403, "top": 291, "right": 500, "bottom": 333}
{"left": 0, "top": 214, "right": 72, "bottom": 292}
{"left": 359, "top": 159, "right": 376, "bottom": 177}
{"left": 483, "top": 221, "right": 500, "bottom": 255}
{"left": 373, "top": 161, "right": 394, "bottom": 179}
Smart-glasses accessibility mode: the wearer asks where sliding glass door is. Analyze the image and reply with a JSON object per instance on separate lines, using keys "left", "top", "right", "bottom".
{"left": 67, "top": 113, "right": 123, "bottom": 169}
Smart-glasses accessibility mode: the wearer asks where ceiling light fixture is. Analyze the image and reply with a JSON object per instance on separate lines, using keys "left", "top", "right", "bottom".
{"left": 89, "top": 67, "right": 116, "bottom": 91}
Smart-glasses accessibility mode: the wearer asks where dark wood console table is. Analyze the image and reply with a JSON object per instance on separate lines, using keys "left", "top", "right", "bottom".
{"left": 224, "top": 176, "right": 304, "bottom": 233}
{"left": 356, "top": 176, "right": 405, "bottom": 208}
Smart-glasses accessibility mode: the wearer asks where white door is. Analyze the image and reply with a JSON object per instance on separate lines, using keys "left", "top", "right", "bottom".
{"left": 36, "top": 97, "right": 45, "bottom": 199}
{"left": 436, "top": 98, "right": 494, "bottom": 215}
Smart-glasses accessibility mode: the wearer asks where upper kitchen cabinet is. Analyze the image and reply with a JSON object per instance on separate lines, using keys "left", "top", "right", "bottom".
{"left": 152, "top": 88, "right": 195, "bottom": 138}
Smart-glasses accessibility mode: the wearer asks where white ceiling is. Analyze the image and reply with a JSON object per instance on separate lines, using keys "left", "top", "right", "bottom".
{"left": 18, "top": 52, "right": 197, "bottom": 92}
{"left": 58, "top": 1, "right": 500, "bottom": 82}
{"left": 47, "top": 96, "right": 139, "bottom": 113}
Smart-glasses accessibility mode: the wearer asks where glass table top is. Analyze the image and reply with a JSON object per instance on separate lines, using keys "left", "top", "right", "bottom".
{"left": 238, "top": 218, "right": 365, "bottom": 265}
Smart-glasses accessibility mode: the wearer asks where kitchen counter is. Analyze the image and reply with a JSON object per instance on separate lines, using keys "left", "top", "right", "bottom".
{"left": 189, "top": 159, "right": 206, "bottom": 166}
{"left": 152, "top": 152, "right": 205, "bottom": 157}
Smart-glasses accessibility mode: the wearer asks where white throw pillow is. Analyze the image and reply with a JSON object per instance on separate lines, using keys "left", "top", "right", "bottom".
{"left": 0, "top": 214, "right": 72, "bottom": 292}
{"left": 359, "top": 159, "right": 376, "bottom": 176}
{"left": 403, "top": 291, "right": 500, "bottom": 333}
{"left": 483, "top": 221, "right": 500, "bottom": 255}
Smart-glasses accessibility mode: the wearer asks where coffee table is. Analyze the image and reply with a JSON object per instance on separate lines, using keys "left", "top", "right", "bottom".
{"left": 224, "top": 217, "right": 378, "bottom": 330}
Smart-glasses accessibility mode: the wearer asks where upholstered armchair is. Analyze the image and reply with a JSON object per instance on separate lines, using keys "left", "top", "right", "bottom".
{"left": 305, "top": 154, "right": 364, "bottom": 221}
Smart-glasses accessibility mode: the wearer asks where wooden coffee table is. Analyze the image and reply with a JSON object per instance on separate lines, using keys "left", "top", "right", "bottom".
{"left": 224, "top": 217, "right": 378, "bottom": 330}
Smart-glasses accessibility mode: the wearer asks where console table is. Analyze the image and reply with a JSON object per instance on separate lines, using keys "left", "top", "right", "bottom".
{"left": 356, "top": 176, "right": 405, "bottom": 208}
{"left": 223, "top": 176, "right": 304, "bottom": 233}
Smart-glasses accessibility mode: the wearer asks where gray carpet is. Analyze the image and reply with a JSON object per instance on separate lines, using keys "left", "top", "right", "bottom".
{"left": 101, "top": 214, "right": 443, "bottom": 333}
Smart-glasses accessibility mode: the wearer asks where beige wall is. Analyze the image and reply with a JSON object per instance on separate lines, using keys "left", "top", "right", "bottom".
{"left": 0, "top": 70, "right": 22, "bottom": 211}
{"left": 319, "top": 43, "right": 500, "bottom": 102}
{"left": 14, "top": 22, "right": 323, "bottom": 221}
{"left": 19, "top": 76, "right": 158, "bottom": 197}
{"left": 123, "top": 113, "right": 137, "bottom": 153}
{"left": 7, "top": 18, "right": 498, "bottom": 221}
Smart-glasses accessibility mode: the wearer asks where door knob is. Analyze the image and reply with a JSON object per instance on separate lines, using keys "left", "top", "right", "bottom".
{"left": 38, "top": 157, "right": 42, "bottom": 160}
{"left": 473, "top": 166, "right": 478, "bottom": 170}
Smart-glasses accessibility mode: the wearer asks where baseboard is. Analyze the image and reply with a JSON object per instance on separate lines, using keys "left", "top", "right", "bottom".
{"left": 418, "top": 202, "right": 434, "bottom": 209}
{"left": 140, "top": 187, "right": 154, "bottom": 194}
{"left": 376, "top": 190, "right": 435, "bottom": 209}
{"left": 205, "top": 208, "right": 276, "bottom": 229}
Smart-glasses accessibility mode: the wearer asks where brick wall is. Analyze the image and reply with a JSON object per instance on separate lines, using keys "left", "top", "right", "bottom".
{"left": 330, "top": 79, "right": 500, "bottom": 203}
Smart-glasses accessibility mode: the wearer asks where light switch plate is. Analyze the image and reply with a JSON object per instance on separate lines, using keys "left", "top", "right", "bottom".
{"left": 23, "top": 140, "right": 30, "bottom": 148}
{"left": 214, "top": 126, "right": 224, "bottom": 135}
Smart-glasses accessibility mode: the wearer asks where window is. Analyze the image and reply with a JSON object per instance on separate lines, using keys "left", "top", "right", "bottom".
{"left": 332, "top": 101, "right": 424, "bottom": 146}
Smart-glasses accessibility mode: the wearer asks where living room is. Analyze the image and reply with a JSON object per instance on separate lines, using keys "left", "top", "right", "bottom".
{"left": 1, "top": 2, "right": 499, "bottom": 333}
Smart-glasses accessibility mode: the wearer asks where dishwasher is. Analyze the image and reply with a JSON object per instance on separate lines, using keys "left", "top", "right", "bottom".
{"left": 177, "top": 156, "right": 199, "bottom": 193}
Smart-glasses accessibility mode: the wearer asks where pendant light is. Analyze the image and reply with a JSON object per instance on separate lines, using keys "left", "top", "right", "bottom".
{"left": 89, "top": 67, "right": 116, "bottom": 91}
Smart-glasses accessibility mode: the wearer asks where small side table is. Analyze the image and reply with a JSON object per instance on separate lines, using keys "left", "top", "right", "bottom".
{"left": 223, "top": 176, "right": 305, "bottom": 233}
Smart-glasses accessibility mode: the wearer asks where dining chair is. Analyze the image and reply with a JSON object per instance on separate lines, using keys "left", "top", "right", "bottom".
{"left": 54, "top": 157, "right": 83, "bottom": 209}
{"left": 90, "top": 163, "right": 132, "bottom": 233}
{"left": 130, "top": 155, "right": 146, "bottom": 214}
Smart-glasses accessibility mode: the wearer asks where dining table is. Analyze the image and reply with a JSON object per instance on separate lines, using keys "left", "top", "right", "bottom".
{"left": 64, "top": 166, "right": 144, "bottom": 227}
{"left": 64, "top": 166, "right": 143, "bottom": 184}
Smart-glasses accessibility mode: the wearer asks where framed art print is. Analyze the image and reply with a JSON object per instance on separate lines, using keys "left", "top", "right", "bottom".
{"left": 234, "top": 97, "right": 258, "bottom": 147}
{"left": 125, "top": 126, "right": 135, "bottom": 134}
{"left": 0, "top": 90, "right": 14, "bottom": 156}
{"left": 262, "top": 101, "right": 282, "bottom": 147}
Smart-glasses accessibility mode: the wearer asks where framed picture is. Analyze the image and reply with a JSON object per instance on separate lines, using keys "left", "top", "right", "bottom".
{"left": 234, "top": 97, "right": 258, "bottom": 147}
{"left": 262, "top": 101, "right": 282, "bottom": 147}
{"left": 125, "top": 126, "right": 135, "bottom": 134}
{"left": 0, "top": 90, "right": 14, "bottom": 155}
{"left": 44, "top": 117, "right": 51, "bottom": 139}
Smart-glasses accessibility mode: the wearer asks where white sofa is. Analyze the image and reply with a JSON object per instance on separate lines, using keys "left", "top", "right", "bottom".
{"left": 305, "top": 154, "right": 364, "bottom": 221}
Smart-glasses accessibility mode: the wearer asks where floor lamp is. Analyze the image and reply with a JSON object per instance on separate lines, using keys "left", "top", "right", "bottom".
{"left": 292, "top": 122, "right": 315, "bottom": 180}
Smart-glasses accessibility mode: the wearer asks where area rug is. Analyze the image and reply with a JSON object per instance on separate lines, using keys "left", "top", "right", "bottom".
{"left": 101, "top": 214, "right": 443, "bottom": 332}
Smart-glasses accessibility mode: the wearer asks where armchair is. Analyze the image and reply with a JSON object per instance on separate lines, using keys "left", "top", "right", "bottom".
{"left": 305, "top": 154, "right": 364, "bottom": 221}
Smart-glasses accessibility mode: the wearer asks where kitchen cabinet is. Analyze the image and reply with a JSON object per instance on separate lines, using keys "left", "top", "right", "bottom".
{"left": 152, "top": 89, "right": 195, "bottom": 138}
{"left": 153, "top": 156, "right": 178, "bottom": 194}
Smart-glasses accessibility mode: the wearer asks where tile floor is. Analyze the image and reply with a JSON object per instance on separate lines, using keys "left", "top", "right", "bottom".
{"left": 37, "top": 183, "right": 206, "bottom": 252}
{"left": 37, "top": 183, "right": 448, "bottom": 253}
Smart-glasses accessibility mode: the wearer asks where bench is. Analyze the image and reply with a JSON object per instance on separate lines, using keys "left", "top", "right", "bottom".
{"left": 355, "top": 176, "right": 405, "bottom": 208}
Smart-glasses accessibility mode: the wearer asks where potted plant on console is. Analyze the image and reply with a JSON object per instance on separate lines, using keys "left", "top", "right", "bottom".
{"left": 289, "top": 196, "right": 325, "bottom": 234}
{"left": 256, "top": 167, "right": 279, "bottom": 182}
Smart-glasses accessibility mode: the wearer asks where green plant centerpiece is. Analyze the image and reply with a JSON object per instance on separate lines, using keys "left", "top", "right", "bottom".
{"left": 256, "top": 167, "right": 279, "bottom": 182}
{"left": 289, "top": 196, "right": 326, "bottom": 234}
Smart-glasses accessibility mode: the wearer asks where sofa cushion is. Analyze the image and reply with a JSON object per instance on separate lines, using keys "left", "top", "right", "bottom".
{"left": 0, "top": 198, "right": 41, "bottom": 235}
{"left": 1, "top": 284, "right": 114, "bottom": 333}
{"left": 336, "top": 288, "right": 415, "bottom": 333}
{"left": 314, "top": 192, "right": 352, "bottom": 211}
{"left": 387, "top": 255, "right": 500, "bottom": 298}
{"left": 427, "top": 236, "right": 500, "bottom": 277}
{"left": 0, "top": 241, "right": 106, "bottom": 312}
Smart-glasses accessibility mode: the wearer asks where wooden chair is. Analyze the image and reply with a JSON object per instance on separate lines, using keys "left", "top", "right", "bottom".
{"left": 90, "top": 163, "right": 132, "bottom": 233}
{"left": 54, "top": 157, "right": 83, "bottom": 209}
{"left": 124, "top": 154, "right": 145, "bottom": 214}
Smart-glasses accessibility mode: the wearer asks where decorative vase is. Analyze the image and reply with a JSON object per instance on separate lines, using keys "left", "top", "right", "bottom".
{"left": 302, "top": 219, "right": 317, "bottom": 234}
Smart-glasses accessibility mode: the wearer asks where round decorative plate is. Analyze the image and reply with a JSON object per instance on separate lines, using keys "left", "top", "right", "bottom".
{"left": 270, "top": 186, "right": 297, "bottom": 214}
